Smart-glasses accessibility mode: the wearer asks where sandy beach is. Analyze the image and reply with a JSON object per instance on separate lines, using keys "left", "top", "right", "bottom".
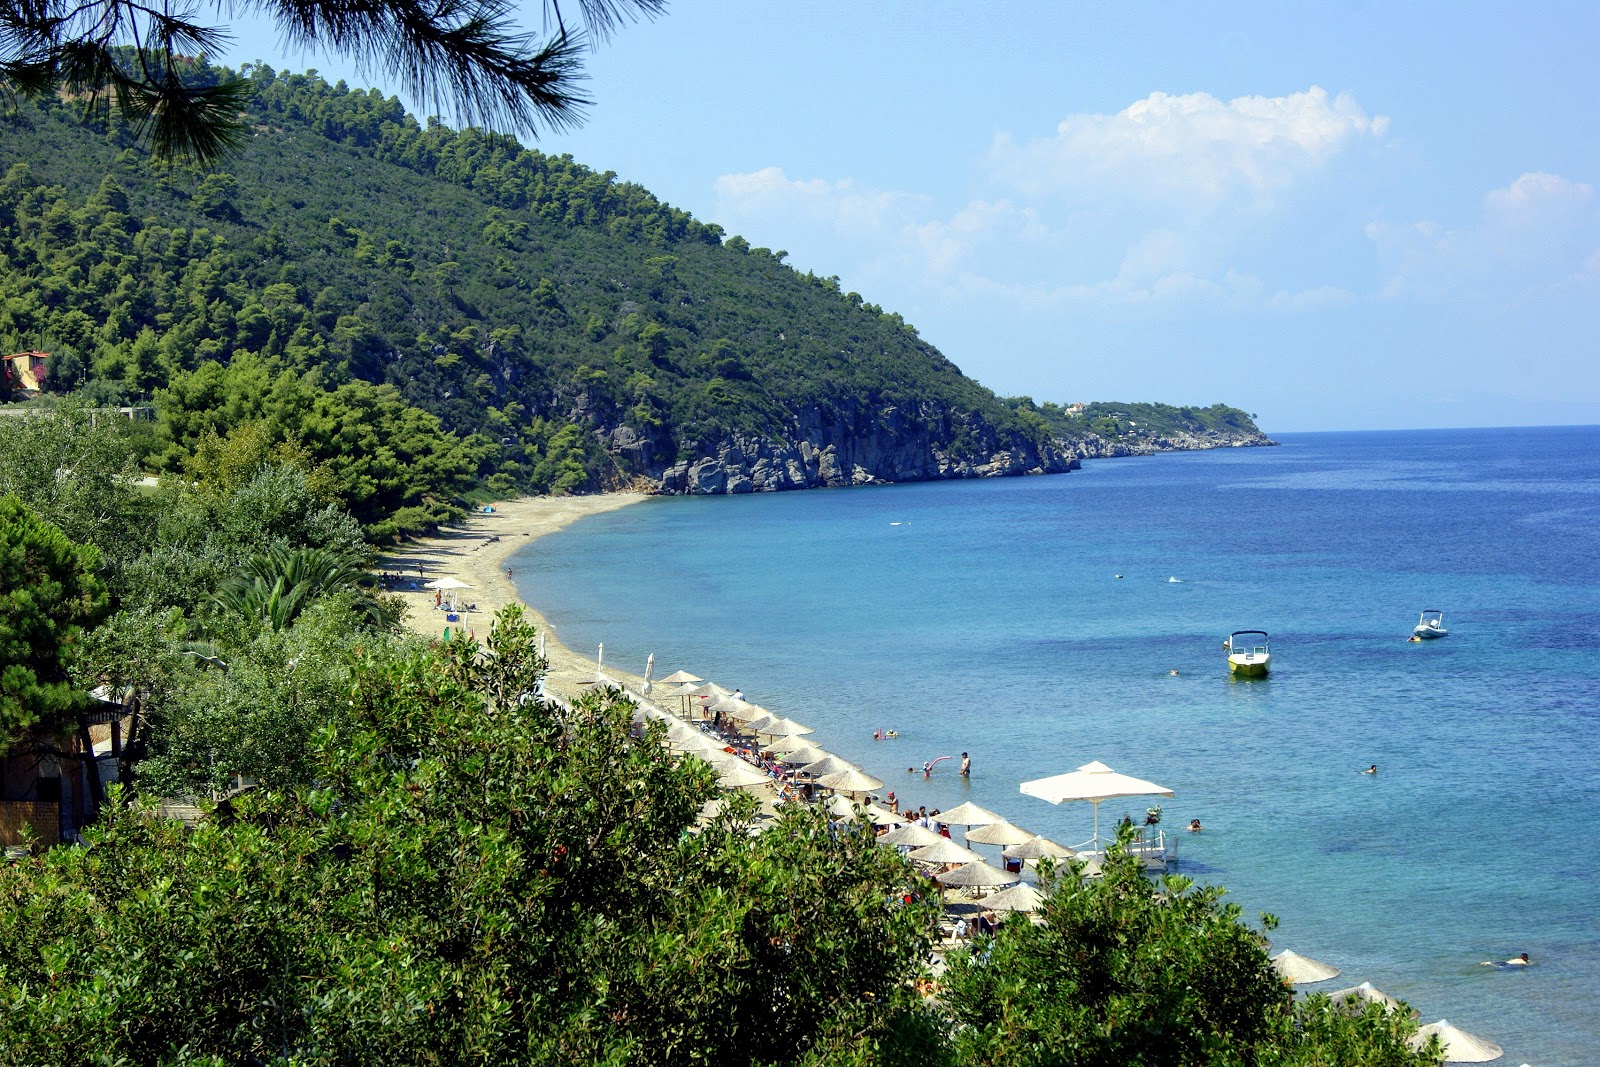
{"left": 380, "top": 493, "right": 650, "bottom": 701}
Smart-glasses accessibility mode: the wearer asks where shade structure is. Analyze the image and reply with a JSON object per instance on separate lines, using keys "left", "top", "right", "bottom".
{"left": 759, "top": 716, "right": 814, "bottom": 737}
{"left": 662, "top": 719, "right": 704, "bottom": 745}
{"left": 816, "top": 767, "right": 884, "bottom": 793}
{"left": 1271, "top": 950, "right": 1341, "bottom": 985}
{"left": 735, "top": 712, "right": 779, "bottom": 734}
{"left": 1019, "top": 760, "right": 1174, "bottom": 849}
{"left": 908, "top": 839, "right": 984, "bottom": 866}
{"left": 934, "top": 801, "right": 1003, "bottom": 826}
{"left": 657, "top": 669, "right": 703, "bottom": 686}
{"left": 978, "top": 882, "right": 1044, "bottom": 913}
{"left": 1409, "top": 1020, "right": 1503, "bottom": 1063}
{"left": 422, "top": 577, "right": 473, "bottom": 590}
{"left": 1329, "top": 982, "right": 1406, "bottom": 1014}
{"left": 937, "top": 860, "right": 1021, "bottom": 888}
{"left": 701, "top": 683, "right": 736, "bottom": 701}
{"left": 706, "top": 757, "right": 775, "bottom": 790}
{"left": 879, "top": 822, "right": 946, "bottom": 848}
{"left": 774, "top": 742, "right": 829, "bottom": 765}
{"left": 823, "top": 794, "right": 858, "bottom": 819}
{"left": 672, "top": 732, "right": 724, "bottom": 759}
{"left": 1004, "top": 835, "right": 1078, "bottom": 861}
{"left": 862, "top": 802, "right": 902, "bottom": 825}
{"left": 963, "top": 819, "right": 1036, "bottom": 846}
{"left": 799, "top": 754, "right": 858, "bottom": 778}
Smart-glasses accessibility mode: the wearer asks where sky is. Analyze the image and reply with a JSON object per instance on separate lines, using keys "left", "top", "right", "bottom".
{"left": 218, "top": 1, "right": 1600, "bottom": 433}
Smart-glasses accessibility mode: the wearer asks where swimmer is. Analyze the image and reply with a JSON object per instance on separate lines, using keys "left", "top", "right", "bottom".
{"left": 1187, "top": 818, "right": 1202, "bottom": 833}
{"left": 1114, "top": 574, "right": 1123, "bottom": 579}
{"left": 1481, "top": 952, "right": 1531, "bottom": 966}
{"left": 1169, "top": 669, "right": 1180, "bottom": 676}
{"left": 1363, "top": 764, "right": 1378, "bottom": 775}
{"left": 886, "top": 730, "right": 898, "bottom": 738}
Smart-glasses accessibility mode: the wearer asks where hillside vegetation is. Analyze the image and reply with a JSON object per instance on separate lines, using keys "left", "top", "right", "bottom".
{"left": 0, "top": 62, "right": 1265, "bottom": 535}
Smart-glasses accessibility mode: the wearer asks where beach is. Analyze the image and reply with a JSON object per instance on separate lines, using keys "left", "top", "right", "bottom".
{"left": 380, "top": 493, "right": 649, "bottom": 701}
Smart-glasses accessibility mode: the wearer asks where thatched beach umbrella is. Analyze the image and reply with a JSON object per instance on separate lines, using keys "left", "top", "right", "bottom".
{"left": 978, "top": 882, "right": 1043, "bottom": 913}
{"left": 1004, "top": 835, "right": 1077, "bottom": 861}
{"left": 799, "top": 754, "right": 858, "bottom": 778}
{"left": 1409, "top": 1020, "right": 1503, "bottom": 1062}
{"left": 736, "top": 712, "right": 780, "bottom": 734}
{"left": 936, "top": 860, "right": 1020, "bottom": 889}
{"left": 657, "top": 670, "right": 703, "bottom": 686}
{"left": 816, "top": 767, "right": 884, "bottom": 794}
{"left": 879, "top": 822, "right": 946, "bottom": 848}
{"left": 1329, "top": 982, "right": 1407, "bottom": 1015}
{"left": 908, "top": 839, "right": 984, "bottom": 866}
{"left": 964, "top": 819, "right": 1035, "bottom": 846}
{"left": 774, "top": 742, "right": 829, "bottom": 766}
{"left": 1271, "top": 950, "right": 1341, "bottom": 985}
{"left": 759, "top": 716, "right": 814, "bottom": 738}
{"left": 934, "top": 801, "right": 1003, "bottom": 827}
{"left": 712, "top": 758, "right": 776, "bottom": 791}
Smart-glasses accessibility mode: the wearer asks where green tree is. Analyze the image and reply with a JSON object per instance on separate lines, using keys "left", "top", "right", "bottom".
{"left": 0, "top": 606, "right": 936, "bottom": 1065}
{"left": 939, "top": 835, "right": 1439, "bottom": 1066}
{"left": 0, "top": 0, "right": 665, "bottom": 162}
{"left": 211, "top": 544, "right": 380, "bottom": 634}
{"left": 0, "top": 495, "right": 110, "bottom": 742}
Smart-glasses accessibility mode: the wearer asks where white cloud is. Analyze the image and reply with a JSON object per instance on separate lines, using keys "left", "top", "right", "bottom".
{"left": 1368, "top": 172, "right": 1599, "bottom": 298}
{"left": 712, "top": 87, "right": 1387, "bottom": 314}
{"left": 985, "top": 86, "right": 1388, "bottom": 205}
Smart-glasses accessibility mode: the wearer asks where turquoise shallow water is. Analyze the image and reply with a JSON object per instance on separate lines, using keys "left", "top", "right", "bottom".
{"left": 512, "top": 427, "right": 1600, "bottom": 1066}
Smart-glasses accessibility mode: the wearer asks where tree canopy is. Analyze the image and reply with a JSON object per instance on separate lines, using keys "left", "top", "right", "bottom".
{"left": 0, "top": 0, "right": 665, "bottom": 162}
{"left": 0, "top": 494, "right": 109, "bottom": 741}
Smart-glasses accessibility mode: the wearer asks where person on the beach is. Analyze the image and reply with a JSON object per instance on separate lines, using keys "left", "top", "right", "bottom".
{"left": 506, "top": 566, "right": 513, "bottom": 579}
{"left": 732, "top": 688, "right": 744, "bottom": 701}
{"left": 960, "top": 752, "right": 971, "bottom": 777}
{"left": 434, "top": 590, "right": 442, "bottom": 608}
{"left": 886, "top": 791, "right": 898, "bottom": 814}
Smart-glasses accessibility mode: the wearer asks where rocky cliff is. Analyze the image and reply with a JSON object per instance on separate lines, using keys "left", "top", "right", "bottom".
{"left": 638, "top": 400, "right": 1078, "bottom": 495}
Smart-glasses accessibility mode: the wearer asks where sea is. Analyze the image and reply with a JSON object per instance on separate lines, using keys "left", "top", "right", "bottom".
{"left": 510, "top": 426, "right": 1600, "bottom": 1066}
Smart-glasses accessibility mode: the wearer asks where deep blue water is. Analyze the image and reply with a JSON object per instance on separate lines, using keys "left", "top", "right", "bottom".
{"left": 512, "top": 427, "right": 1600, "bottom": 1065}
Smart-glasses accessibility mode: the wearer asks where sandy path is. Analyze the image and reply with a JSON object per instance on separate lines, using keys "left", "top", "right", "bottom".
{"left": 379, "top": 494, "right": 651, "bottom": 701}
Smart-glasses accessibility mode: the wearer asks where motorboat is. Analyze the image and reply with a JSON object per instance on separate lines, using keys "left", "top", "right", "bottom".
{"left": 1413, "top": 610, "right": 1448, "bottom": 639}
{"left": 1225, "top": 631, "right": 1271, "bottom": 677}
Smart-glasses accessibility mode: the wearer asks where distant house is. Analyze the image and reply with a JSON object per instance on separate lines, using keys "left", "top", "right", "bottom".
{"left": 1, "top": 691, "right": 128, "bottom": 851}
{"left": 2, "top": 350, "right": 51, "bottom": 395}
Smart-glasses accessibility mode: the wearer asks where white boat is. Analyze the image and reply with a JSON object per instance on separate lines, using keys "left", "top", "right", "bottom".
{"left": 1225, "top": 630, "right": 1270, "bottom": 677}
{"left": 1413, "top": 610, "right": 1448, "bottom": 639}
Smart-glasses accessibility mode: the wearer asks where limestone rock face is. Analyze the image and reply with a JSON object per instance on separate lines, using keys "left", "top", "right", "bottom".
{"left": 599, "top": 401, "right": 1270, "bottom": 497}
{"left": 629, "top": 399, "right": 1078, "bottom": 496}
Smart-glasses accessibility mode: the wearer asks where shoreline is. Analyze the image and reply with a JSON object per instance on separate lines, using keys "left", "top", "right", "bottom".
{"left": 379, "top": 493, "right": 650, "bottom": 701}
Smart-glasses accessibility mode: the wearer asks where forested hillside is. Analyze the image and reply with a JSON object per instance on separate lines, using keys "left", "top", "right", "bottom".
{"left": 0, "top": 63, "right": 1089, "bottom": 528}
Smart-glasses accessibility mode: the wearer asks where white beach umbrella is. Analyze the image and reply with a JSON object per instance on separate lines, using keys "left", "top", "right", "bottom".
{"left": 1004, "top": 835, "right": 1078, "bottom": 861}
{"left": 1019, "top": 760, "right": 1174, "bottom": 849}
{"left": 936, "top": 860, "right": 1021, "bottom": 888}
{"left": 1409, "top": 1020, "right": 1504, "bottom": 1062}
{"left": 1271, "top": 950, "right": 1342, "bottom": 985}
{"left": 422, "top": 577, "right": 473, "bottom": 590}
{"left": 977, "top": 882, "right": 1044, "bottom": 913}
{"left": 908, "top": 839, "right": 984, "bottom": 866}
{"left": 879, "top": 822, "right": 946, "bottom": 848}
{"left": 644, "top": 652, "right": 654, "bottom": 693}
{"left": 1329, "top": 982, "right": 1408, "bottom": 1015}
{"left": 963, "top": 819, "right": 1036, "bottom": 846}
{"left": 816, "top": 767, "right": 884, "bottom": 793}
{"left": 934, "top": 801, "right": 1003, "bottom": 826}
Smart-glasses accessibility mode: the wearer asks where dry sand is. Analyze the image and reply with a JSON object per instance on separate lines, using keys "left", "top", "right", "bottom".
{"left": 379, "top": 493, "right": 651, "bottom": 701}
